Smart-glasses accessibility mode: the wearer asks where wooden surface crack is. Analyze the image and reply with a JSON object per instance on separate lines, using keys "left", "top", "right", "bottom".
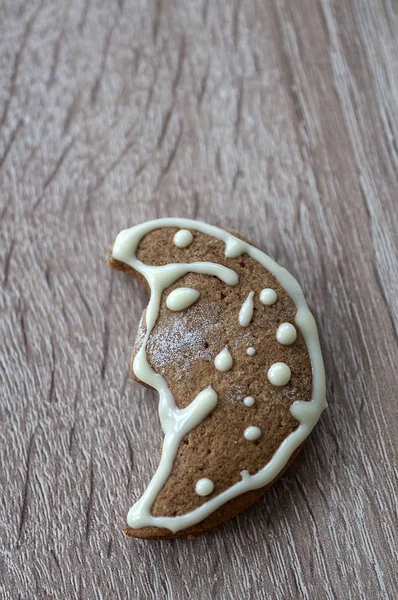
{"left": 90, "top": 22, "right": 117, "bottom": 105}
{"left": 78, "top": 0, "right": 91, "bottom": 34}
{"left": 32, "top": 139, "right": 75, "bottom": 214}
{"left": 48, "top": 336, "right": 56, "bottom": 404}
{"left": 3, "top": 238, "right": 15, "bottom": 288}
{"left": 157, "top": 119, "right": 184, "bottom": 183}
{"left": 172, "top": 37, "right": 186, "bottom": 99}
{"left": 85, "top": 456, "right": 95, "bottom": 541}
{"left": 0, "top": 118, "right": 23, "bottom": 173}
{"left": 16, "top": 428, "right": 37, "bottom": 547}
{"left": 47, "top": 29, "right": 64, "bottom": 89}
{"left": 0, "top": 3, "right": 42, "bottom": 129}
{"left": 152, "top": 0, "right": 164, "bottom": 45}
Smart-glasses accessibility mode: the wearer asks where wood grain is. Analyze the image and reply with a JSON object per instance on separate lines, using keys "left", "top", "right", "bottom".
{"left": 0, "top": 0, "right": 397, "bottom": 598}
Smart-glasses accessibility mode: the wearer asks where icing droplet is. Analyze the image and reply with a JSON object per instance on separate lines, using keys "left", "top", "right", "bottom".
{"left": 195, "top": 478, "right": 214, "bottom": 497}
{"left": 276, "top": 322, "right": 297, "bottom": 345}
{"left": 260, "top": 288, "right": 277, "bottom": 305}
{"left": 244, "top": 426, "right": 262, "bottom": 441}
{"left": 243, "top": 396, "right": 255, "bottom": 407}
{"left": 214, "top": 346, "right": 233, "bottom": 372}
{"left": 267, "top": 362, "right": 291, "bottom": 386}
{"left": 166, "top": 288, "right": 200, "bottom": 311}
{"left": 173, "top": 229, "right": 193, "bottom": 248}
{"left": 239, "top": 291, "right": 254, "bottom": 327}
{"left": 247, "top": 347, "right": 256, "bottom": 356}
{"left": 225, "top": 236, "right": 246, "bottom": 258}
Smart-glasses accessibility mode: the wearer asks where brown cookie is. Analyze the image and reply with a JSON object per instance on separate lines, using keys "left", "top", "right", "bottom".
{"left": 108, "top": 219, "right": 326, "bottom": 540}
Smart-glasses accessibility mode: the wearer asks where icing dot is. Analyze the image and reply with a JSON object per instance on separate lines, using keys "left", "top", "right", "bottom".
{"left": 214, "top": 346, "right": 233, "bottom": 372}
{"left": 173, "top": 229, "right": 193, "bottom": 248}
{"left": 166, "top": 288, "right": 200, "bottom": 311}
{"left": 195, "top": 478, "right": 214, "bottom": 496}
{"left": 260, "top": 288, "right": 277, "bottom": 305}
{"left": 239, "top": 291, "right": 254, "bottom": 327}
{"left": 276, "top": 322, "right": 297, "bottom": 345}
{"left": 225, "top": 236, "right": 246, "bottom": 258}
{"left": 243, "top": 396, "right": 255, "bottom": 407}
{"left": 247, "top": 347, "right": 256, "bottom": 356}
{"left": 244, "top": 426, "right": 262, "bottom": 441}
{"left": 267, "top": 362, "right": 291, "bottom": 386}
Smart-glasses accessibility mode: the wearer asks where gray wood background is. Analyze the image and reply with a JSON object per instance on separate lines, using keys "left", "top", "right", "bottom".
{"left": 1, "top": 0, "right": 397, "bottom": 598}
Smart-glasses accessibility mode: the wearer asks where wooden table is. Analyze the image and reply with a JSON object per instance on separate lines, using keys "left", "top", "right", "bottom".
{"left": 1, "top": 1, "right": 397, "bottom": 598}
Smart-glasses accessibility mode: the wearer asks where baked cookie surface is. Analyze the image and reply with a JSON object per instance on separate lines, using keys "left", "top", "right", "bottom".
{"left": 109, "top": 219, "right": 326, "bottom": 539}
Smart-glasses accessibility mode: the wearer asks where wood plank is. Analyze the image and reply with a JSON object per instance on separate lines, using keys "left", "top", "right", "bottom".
{"left": 0, "top": 0, "right": 397, "bottom": 597}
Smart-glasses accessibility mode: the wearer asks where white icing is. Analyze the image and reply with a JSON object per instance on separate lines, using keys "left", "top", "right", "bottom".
{"left": 239, "top": 291, "right": 254, "bottom": 327}
{"left": 246, "top": 347, "right": 256, "bottom": 356}
{"left": 173, "top": 229, "right": 193, "bottom": 248}
{"left": 243, "top": 396, "right": 255, "bottom": 407}
{"left": 244, "top": 426, "right": 262, "bottom": 441}
{"left": 166, "top": 287, "right": 200, "bottom": 311}
{"left": 127, "top": 386, "right": 218, "bottom": 529}
{"left": 225, "top": 236, "right": 246, "bottom": 258}
{"left": 267, "top": 362, "right": 291, "bottom": 386}
{"left": 214, "top": 346, "right": 233, "bottom": 372}
{"left": 276, "top": 322, "right": 297, "bottom": 345}
{"left": 195, "top": 478, "right": 214, "bottom": 497}
{"left": 112, "top": 217, "right": 327, "bottom": 533}
{"left": 260, "top": 288, "right": 277, "bottom": 305}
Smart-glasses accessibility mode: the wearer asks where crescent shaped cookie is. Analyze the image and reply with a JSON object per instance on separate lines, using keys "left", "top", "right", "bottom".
{"left": 108, "top": 218, "right": 327, "bottom": 539}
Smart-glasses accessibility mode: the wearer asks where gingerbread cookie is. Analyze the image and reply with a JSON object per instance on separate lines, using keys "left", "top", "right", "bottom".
{"left": 108, "top": 218, "right": 326, "bottom": 539}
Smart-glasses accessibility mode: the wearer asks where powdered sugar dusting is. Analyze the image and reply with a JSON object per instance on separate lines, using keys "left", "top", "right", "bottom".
{"left": 146, "top": 302, "right": 220, "bottom": 377}
{"left": 133, "top": 313, "right": 147, "bottom": 353}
